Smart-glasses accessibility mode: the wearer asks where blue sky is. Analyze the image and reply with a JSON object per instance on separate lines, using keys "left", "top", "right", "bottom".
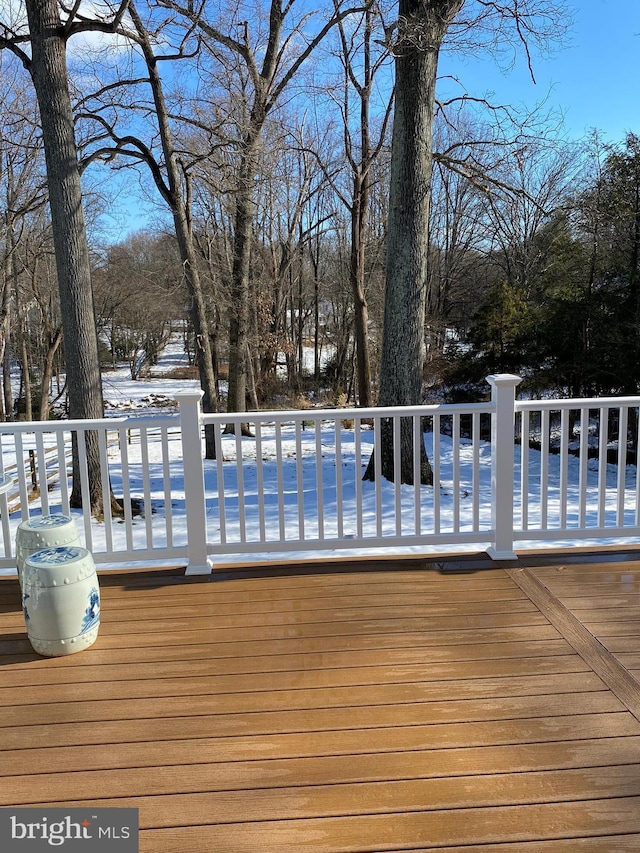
{"left": 98, "top": 0, "right": 639, "bottom": 242}
{"left": 439, "top": 0, "right": 639, "bottom": 143}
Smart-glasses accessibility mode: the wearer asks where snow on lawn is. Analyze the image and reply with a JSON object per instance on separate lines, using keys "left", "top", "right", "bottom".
{"left": 101, "top": 342, "right": 200, "bottom": 415}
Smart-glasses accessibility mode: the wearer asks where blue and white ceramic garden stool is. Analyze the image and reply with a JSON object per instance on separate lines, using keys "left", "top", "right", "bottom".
{"left": 21, "top": 546, "right": 100, "bottom": 657}
{"left": 15, "top": 514, "right": 80, "bottom": 590}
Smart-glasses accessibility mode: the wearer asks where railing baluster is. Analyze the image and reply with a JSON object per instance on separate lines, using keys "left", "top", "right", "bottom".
{"left": 335, "top": 420, "right": 344, "bottom": 540}
{"left": 235, "top": 428, "right": 246, "bottom": 543}
{"left": 452, "top": 413, "right": 460, "bottom": 533}
{"left": 540, "top": 409, "right": 550, "bottom": 530}
{"left": 76, "top": 429, "right": 93, "bottom": 551}
{"left": 413, "top": 414, "right": 421, "bottom": 535}
{"left": 315, "top": 419, "right": 324, "bottom": 540}
{"left": 598, "top": 406, "right": 608, "bottom": 527}
{"left": 295, "top": 420, "right": 305, "bottom": 541}
{"left": 99, "top": 430, "right": 114, "bottom": 553}
{"left": 472, "top": 411, "right": 480, "bottom": 531}
{"left": 57, "top": 431, "right": 70, "bottom": 513}
{"left": 374, "top": 416, "right": 383, "bottom": 538}
{"left": 275, "top": 420, "right": 286, "bottom": 541}
{"left": 15, "top": 432, "right": 28, "bottom": 517}
{"left": 520, "top": 411, "right": 529, "bottom": 531}
{"left": 118, "top": 426, "right": 134, "bottom": 553}
{"left": 355, "top": 417, "right": 364, "bottom": 539}
{"left": 35, "top": 432, "right": 48, "bottom": 514}
{"left": 617, "top": 406, "right": 628, "bottom": 527}
{"left": 579, "top": 406, "right": 589, "bottom": 528}
{"left": 433, "top": 414, "right": 441, "bottom": 535}
{"left": 393, "top": 415, "right": 402, "bottom": 536}
{"left": 140, "top": 427, "right": 153, "bottom": 547}
{"left": 161, "top": 425, "right": 173, "bottom": 549}
{"left": 255, "top": 422, "right": 266, "bottom": 543}
{"left": 559, "top": 409, "right": 569, "bottom": 529}
{"left": 215, "top": 422, "right": 226, "bottom": 545}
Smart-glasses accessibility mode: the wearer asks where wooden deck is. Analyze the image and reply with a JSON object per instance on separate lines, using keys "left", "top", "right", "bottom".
{"left": 2, "top": 554, "right": 640, "bottom": 851}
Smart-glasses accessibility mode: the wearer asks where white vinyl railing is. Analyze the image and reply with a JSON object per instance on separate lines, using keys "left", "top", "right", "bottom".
{"left": 515, "top": 394, "right": 640, "bottom": 542}
{"left": 1, "top": 376, "right": 640, "bottom": 575}
{"left": 0, "top": 409, "right": 190, "bottom": 569}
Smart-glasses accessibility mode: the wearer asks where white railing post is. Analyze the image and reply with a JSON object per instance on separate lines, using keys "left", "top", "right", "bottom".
{"left": 176, "top": 390, "right": 210, "bottom": 575}
{"left": 486, "top": 374, "right": 522, "bottom": 561}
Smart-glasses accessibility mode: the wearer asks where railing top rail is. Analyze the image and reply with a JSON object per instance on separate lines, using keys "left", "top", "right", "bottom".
{"left": 516, "top": 395, "right": 640, "bottom": 412}
{"left": 202, "top": 401, "right": 495, "bottom": 425}
{"left": 0, "top": 412, "right": 181, "bottom": 434}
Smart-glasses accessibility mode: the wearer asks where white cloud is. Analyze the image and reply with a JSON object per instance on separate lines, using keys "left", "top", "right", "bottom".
{"left": 0, "top": 1, "right": 132, "bottom": 57}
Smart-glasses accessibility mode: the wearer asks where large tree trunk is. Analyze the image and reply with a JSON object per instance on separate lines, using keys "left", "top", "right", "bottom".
{"left": 227, "top": 140, "right": 260, "bottom": 415}
{"left": 351, "top": 176, "right": 373, "bottom": 407}
{"left": 348, "top": 6, "right": 376, "bottom": 409}
{"left": 365, "top": 0, "right": 463, "bottom": 484}
{"left": 25, "top": 0, "right": 107, "bottom": 510}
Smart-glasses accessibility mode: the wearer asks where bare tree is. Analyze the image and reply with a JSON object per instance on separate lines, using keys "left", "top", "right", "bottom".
{"left": 159, "top": 0, "right": 364, "bottom": 416}
{"left": 0, "top": 67, "right": 48, "bottom": 421}
{"left": 78, "top": 2, "right": 222, "bottom": 454}
{"left": 15, "top": 210, "right": 65, "bottom": 422}
{"left": 330, "top": 0, "right": 393, "bottom": 407}
{"left": 93, "top": 231, "right": 182, "bottom": 380}
{"left": 250, "top": 119, "right": 333, "bottom": 396}
{"left": 481, "top": 141, "right": 579, "bottom": 299}
{"left": 426, "top": 108, "right": 509, "bottom": 367}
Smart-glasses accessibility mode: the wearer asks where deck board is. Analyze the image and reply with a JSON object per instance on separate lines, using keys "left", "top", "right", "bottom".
{"left": 2, "top": 558, "right": 640, "bottom": 850}
{"left": 140, "top": 798, "right": 640, "bottom": 852}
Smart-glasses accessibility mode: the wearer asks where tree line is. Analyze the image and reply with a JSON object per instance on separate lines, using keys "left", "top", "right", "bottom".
{"left": 443, "top": 133, "right": 640, "bottom": 402}
{"left": 5, "top": 89, "right": 636, "bottom": 414}
{"left": 0, "top": 0, "right": 583, "bottom": 509}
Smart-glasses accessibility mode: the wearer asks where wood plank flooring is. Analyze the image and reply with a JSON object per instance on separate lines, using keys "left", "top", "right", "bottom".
{"left": 524, "top": 557, "right": 640, "bottom": 682}
{"left": 1, "top": 556, "right": 640, "bottom": 851}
